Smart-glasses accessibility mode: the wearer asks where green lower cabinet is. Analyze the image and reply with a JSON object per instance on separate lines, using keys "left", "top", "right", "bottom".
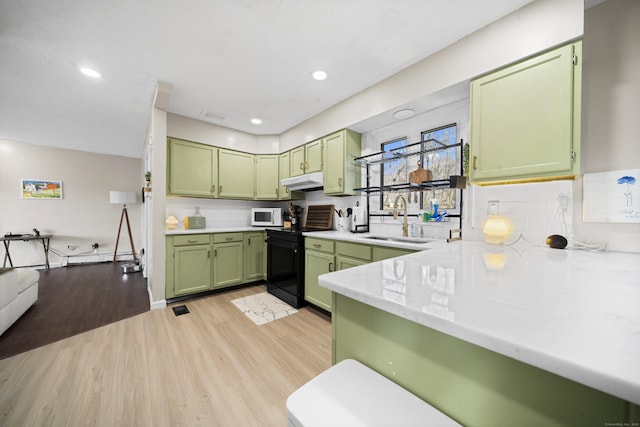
{"left": 166, "top": 234, "right": 212, "bottom": 299}
{"left": 305, "top": 239, "right": 410, "bottom": 312}
{"left": 333, "top": 294, "right": 634, "bottom": 427}
{"left": 213, "top": 241, "right": 244, "bottom": 288}
{"left": 304, "top": 250, "right": 334, "bottom": 311}
{"left": 244, "top": 232, "right": 264, "bottom": 282}
{"left": 336, "top": 255, "right": 368, "bottom": 270}
{"left": 372, "top": 246, "right": 415, "bottom": 261}
{"left": 167, "top": 231, "right": 267, "bottom": 298}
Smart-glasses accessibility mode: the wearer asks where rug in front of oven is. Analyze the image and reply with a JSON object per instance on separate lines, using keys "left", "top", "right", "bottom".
{"left": 231, "top": 292, "right": 298, "bottom": 325}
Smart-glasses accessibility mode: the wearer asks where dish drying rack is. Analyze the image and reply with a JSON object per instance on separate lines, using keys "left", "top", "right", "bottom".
{"left": 352, "top": 138, "right": 466, "bottom": 239}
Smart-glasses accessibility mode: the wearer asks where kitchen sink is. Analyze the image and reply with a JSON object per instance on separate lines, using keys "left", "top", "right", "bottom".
{"left": 363, "top": 235, "right": 435, "bottom": 244}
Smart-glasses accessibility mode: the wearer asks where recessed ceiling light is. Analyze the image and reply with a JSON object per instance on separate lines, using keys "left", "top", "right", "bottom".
{"left": 79, "top": 67, "right": 102, "bottom": 79}
{"left": 251, "top": 118, "right": 262, "bottom": 125}
{"left": 312, "top": 70, "right": 327, "bottom": 81}
{"left": 393, "top": 109, "right": 415, "bottom": 120}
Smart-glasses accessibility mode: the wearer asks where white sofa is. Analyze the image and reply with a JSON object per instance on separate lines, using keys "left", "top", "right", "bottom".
{"left": 0, "top": 268, "right": 39, "bottom": 336}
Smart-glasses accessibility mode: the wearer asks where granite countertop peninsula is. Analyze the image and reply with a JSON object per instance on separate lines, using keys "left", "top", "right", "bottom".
{"left": 319, "top": 240, "right": 640, "bottom": 405}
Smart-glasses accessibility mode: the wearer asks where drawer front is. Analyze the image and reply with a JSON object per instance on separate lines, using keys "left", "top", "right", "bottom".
{"left": 335, "top": 241, "right": 372, "bottom": 261}
{"left": 305, "top": 237, "right": 334, "bottom": 253}
{"left": 173, "top": 234, "right": 210, "bottom": 246}
{"left": 213, "top": 232, "right": 244, "bottom": 243}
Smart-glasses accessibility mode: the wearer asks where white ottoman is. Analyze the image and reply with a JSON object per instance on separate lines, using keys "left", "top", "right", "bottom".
{"left": 286, "top": 359, "right": 461, "bottom": 427}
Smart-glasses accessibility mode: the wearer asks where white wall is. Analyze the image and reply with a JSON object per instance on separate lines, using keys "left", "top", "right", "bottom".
{"left": 279, "top": 0, "right": 583, "bottom": 151}
{"left": 572, "top": 0, "right": 640, "bottom": 253}
{"left": 0, "top": 139, "right": 142, "bottom": 267}
{"left": 167, "top": 113, "right": 279, "bottom": 154}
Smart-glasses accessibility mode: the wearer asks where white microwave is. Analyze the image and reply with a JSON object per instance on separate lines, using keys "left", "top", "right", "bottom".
{"left": 251, "top": 208, "right": 283, "bottom": 227}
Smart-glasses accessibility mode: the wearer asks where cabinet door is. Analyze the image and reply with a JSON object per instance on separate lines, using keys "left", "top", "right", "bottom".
{"left": 244, "top": 232, "right": 264, "bottom": 282}
{"left": 213, "top": 242, "right": 244, "bottom": 288}
{"left": 470, "top": 42, "right": 581, "bottom": 183}
{"left": 168, "top": 138, "right": 217, "bottom": 197}
{"left": 174, "top": 245, "right": 211, "bottom": 296}
{"left": 305, "top": 139, "right": 323, "bottom": 173}
{"left": 336, "top": 255, "right": 368, "bottom": 271}
{"left": 323, "top": 129, "right": 362, "bottom": 196}
{"left": 255, "top": 155, "right": 279, "bottom": 200}
{"left": 372, "top": 247, "right": 415, "bottom": 262}
{"left": 218, "top": 149, "right": 255, "bottom": 199}
{"left": 323, "top": 131, "right": 345, "bottom": 194}
{"left": 304, "top": 250, "right": 334, "bottom": 311}
{"left": 278, "top": 152, "right": 292, "bottom": 200}
{"left": 290, "top": 146, "right": 306, "bottom": 177}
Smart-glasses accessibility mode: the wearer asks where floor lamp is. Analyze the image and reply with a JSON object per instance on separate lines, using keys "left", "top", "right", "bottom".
{"left": 110, "top": 191, "right": 137, "bottom": 263}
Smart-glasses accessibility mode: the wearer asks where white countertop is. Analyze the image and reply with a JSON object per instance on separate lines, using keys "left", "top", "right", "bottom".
{"left": 165, "top": 226, "right": 263, "bottom": 235}
{"left": 302, "top": 230, "right": 448, "bottom": 251}
{"left": 319, "top": 240, "right": 640, "bottom": 405}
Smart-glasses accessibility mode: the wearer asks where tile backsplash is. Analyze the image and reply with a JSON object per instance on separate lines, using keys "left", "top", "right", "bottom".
{"left": 463, "top": 180, "right": 573, "bottom": 246}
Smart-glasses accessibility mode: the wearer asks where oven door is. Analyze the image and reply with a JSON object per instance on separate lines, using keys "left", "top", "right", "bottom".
{"left": 266, "top": 233, "right": 305, "bottom": 308}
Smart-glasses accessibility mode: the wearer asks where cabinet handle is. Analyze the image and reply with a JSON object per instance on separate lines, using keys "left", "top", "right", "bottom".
{"left": 286, "top": 188, "right": 290, "bottom": 194}
{"left": 248, "top": 237, "right": 251, "bottom": 245}
{"left": 300, "top": 162, "right": 304, "bottom": 171}
{"left": 208, "top": 250, "right": 210, "bottom": 258}
{"left": 225, "top": 237, "right": 233, "bottom": 241}
{"left": 313, "top": 244, "right": 321, "bottom": 248}
{"left": 188, "top": 239, "right": 197, "bottom": 243}
{"left": 219, "top": 185, "right": 223, "bottom": 193}
{"left": 275, "top": 188, "right": 279, "bottom": 196}
{"left": 211, "top": 185, "right": 215, "bottom": 194}
{"left": 473, "top": 156, "right": 477, "bottom": 170}
{"left": 214, "top": 249, "right": 217, "bottom": 257}
{"left": 338, "top": 177, "right": 343, "bottom": 187}
{"left": 329, "top": 262, "right": 333, "bottom": 272}
{"left": 305, "top": 162, "right": 309, "bottom": 171}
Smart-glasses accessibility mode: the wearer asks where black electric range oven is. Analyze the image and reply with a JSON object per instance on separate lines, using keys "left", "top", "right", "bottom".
{"left": 265, "top": 227, "right": 330, "bottom": 309}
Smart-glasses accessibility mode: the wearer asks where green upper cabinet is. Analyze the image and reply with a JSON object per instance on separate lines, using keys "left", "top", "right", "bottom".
{"left": 279, "top": 152, "right": 292, "bottom": 200}
{"left": 254, "top": 155, "right": 279, "bottom": 200}
{"left": 278, "top": 151, "right": 303, "bottom": 201}
{"left": 290, "top": 139, "right": 323, "bottom": 177}
{"left": 470, "top": 41, "right": 582, "bottom": 184}
{"left": 305, "top": 139, "right": 323, "bottom": 173}
{"left": 290, "top": 145, "right": 306, "bottom": 177}
{"left": 322, "top": 129, "right": 362, "bottom": 196}
{"left": 218, "top": 149, "right": 255, "bottom": 199}
{"left": 167, "top": 138, "right": 218, "bottom": 197}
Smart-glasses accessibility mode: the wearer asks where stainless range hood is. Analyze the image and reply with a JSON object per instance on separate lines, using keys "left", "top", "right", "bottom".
{"left": 280, "top": 171, "right": 323, "bottom": 191}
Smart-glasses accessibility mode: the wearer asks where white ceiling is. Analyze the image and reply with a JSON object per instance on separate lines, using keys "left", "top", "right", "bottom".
{"left": 0, "top": 0, "right": 538, "bottom": 159}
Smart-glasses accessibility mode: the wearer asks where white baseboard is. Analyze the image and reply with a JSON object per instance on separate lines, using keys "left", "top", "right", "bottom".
{"left": 148, "top": 286, "right": 166, "bottom": 310}
{"left": 150, "top": 299, "right": 166, "bottom": 310}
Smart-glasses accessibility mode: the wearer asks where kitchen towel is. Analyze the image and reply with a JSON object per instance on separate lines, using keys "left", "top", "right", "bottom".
{"left": 231, "top": 292, "right": 298, "bottom": 325}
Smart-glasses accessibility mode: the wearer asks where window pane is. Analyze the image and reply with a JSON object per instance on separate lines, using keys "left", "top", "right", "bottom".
{"left": 381, "top": 138, "right": 407, "bottom": 210}
{"left": 420, "top": 124, "right": 459, "bottom": 212}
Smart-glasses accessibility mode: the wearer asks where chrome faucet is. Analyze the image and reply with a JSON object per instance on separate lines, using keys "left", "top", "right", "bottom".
{"left": 393, "top": 194, "right": 409, "bottom": 237}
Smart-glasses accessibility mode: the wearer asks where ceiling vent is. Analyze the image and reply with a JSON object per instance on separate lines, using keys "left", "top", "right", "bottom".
{"left": 198, "top": 110, "right": 226, "bottom": 123}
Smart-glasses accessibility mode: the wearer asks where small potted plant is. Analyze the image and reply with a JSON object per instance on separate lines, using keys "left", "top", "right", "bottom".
{"left": 144, "top": 171, "right": 152, "bottom": 192}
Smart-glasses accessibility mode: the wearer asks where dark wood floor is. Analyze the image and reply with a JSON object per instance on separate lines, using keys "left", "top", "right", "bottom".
{"left": 0, "top": 262, "right": 149, "bottom": 360}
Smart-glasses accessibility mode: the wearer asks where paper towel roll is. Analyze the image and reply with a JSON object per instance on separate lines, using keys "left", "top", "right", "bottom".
{"left": 351, "top": 206, "right": 366, "bottom": 231}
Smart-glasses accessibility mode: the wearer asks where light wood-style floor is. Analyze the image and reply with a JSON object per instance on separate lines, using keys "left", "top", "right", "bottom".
{"left": 0, "top": 284, "right": 332, "bottom": 426}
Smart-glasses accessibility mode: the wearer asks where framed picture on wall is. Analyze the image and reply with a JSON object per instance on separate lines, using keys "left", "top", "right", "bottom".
{"left": 21, "top": 179, "right": 63, "bottom": 199}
